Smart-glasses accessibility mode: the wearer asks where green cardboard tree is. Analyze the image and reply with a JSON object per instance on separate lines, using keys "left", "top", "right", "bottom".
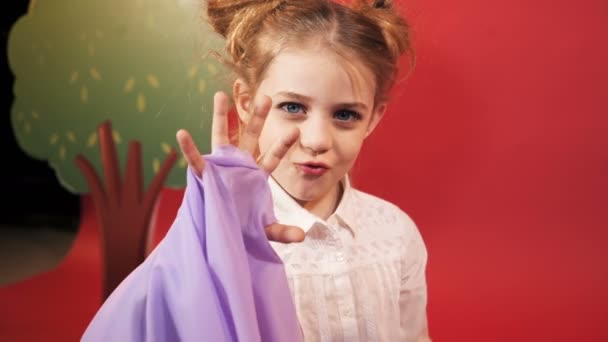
{"left": 8, "top": 0, "right": 228, "bottom": 298}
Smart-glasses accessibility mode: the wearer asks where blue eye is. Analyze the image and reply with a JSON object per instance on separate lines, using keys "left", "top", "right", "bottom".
{"left": 334, "top": 110, "right": 361, "bottom": 122}
{"left": 280, "top": 102, "right": 304, "bottom": 114}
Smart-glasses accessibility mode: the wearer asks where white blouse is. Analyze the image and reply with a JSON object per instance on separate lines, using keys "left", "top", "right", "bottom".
{"left": 268, "top": 176, "right": 432, "bottom": 342}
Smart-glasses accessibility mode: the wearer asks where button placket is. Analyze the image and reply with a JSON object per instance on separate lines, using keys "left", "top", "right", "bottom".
{"left": 331, "top": 226, "right": 347, "bottom": 263}
{"left": 335, "top": 272, "right": 358, "bottom": 340}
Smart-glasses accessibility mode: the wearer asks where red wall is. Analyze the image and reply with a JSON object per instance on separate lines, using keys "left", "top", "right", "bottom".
{"left": 350, "top": 0, "right": 608, "bottom": 340}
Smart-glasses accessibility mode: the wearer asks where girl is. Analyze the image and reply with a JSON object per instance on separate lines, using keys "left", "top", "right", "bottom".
{"left": 84, "top": 0, "right": 431, "bottom": 341}
{"left": 177, "top": 0, "right": 431, "bottom": 341}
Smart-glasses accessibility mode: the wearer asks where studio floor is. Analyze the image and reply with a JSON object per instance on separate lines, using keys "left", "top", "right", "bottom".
{"left": 0, "top": 226, "right": 75, "bottom": 287}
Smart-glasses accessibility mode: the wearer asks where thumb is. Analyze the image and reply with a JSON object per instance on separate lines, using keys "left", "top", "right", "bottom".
{"left": 264, "top": 223, "right": 305, "bottom": 243}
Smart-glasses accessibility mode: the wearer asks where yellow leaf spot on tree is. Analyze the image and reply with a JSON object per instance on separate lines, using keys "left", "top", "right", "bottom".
{"left": 88, "top": 43, "right": 95, "bottom": 57}
{"left": 69, "top": 71, "right": 79, "bottom": 84}
{"left": 95, "top": 29, "right": 104, "bottom": 39}
{"left": 124, "top": 78, "right": 136, "bottom": 93}
{"left": 81, "top": 86, "right": 89, "bottom": 104}
{"left": 161, "top": 143, "right": 172, "bottom": 154}
{"left": 207, "top": 64, "right": 218, "bottom": 75}
{"left": 87, "top": 132, "right": 97, "bottom": 147}
{"left": 179, "top": 157, "right": 187, "bottom": 169}
{"left": 66, "top": 131, "right": 76, "bottom": 143}
{"left": 80, "top": 32, "right": 87, "bottom": 41}
{"left": 113, "top": 130, "right": 122, "bottom": 144}
{"left": 24, "top": 123, "right": 31, "bottom": 133}
{"left": 17, "top": 112, "right": 24, "bottom": 121}
{"left": 153, "top": 159, "right": 160, "bottom": 174}
{"left": 90, "top": 68, "right": 102, "bottom": 81}
{"left": 50, "top": 133, "right": 59, "bottom": 145}
{"left": 199, "top": 79, "right": 206, "bottom": 95}
{"left": 31, "top": 111, "right": 39, "bottom": 119}
{"left": 38, "top": 55, "right": 46, "bottom": 65}
{"left": 147, "top": 74, "right": 160, "bottom": 88}
{"left": 188, "top": 65, "right": 199, "bottom": 79}
{"left": 137, "top": 93, "right": 146, "bottom": 113}
{"left": 59, "top": 145, "right": 66, "bottom": 160}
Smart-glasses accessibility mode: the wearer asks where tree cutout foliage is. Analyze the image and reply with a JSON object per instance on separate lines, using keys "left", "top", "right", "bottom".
{"left": 9, "top": 0, "right": 228, "bottom": 194}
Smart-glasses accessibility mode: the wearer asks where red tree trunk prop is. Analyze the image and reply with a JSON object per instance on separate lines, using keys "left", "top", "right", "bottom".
{"left": 75, "top": 121, "right": 177, "bottom": 300}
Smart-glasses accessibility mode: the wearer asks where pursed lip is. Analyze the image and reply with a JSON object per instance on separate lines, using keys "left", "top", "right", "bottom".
{"left": 294, "top": 161, "right": 330, "bottom": 169}
{"left": 294, "top": 161, "right": 330, "bottom": 176}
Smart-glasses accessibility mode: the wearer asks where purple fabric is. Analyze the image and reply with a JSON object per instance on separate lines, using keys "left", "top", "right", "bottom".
{"left": 82, "top": 145, "right": 302, "bottom": 342}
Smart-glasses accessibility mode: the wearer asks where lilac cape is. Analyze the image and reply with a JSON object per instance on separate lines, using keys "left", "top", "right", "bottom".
{"left": 82, "top": 146, "right": 302, "bottom": 342}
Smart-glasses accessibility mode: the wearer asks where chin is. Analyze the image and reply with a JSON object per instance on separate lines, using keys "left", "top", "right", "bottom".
{"left": 293, "top": 180, "right": 336, "bottom": 203}
{"left": 287, "top": 187, "right": 318, "bottom": 203}
{"left": 275, "top": 168, "right": 335, "bottom": 202}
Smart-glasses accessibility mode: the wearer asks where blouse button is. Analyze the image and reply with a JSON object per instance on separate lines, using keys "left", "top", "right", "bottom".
{"left": 336, "top": 252, "right": 345, "bottom": 262}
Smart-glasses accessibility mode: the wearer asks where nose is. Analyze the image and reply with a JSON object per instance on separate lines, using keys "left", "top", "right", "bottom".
{"left": 298, "top": 114, "right": 332, "bottom": 155}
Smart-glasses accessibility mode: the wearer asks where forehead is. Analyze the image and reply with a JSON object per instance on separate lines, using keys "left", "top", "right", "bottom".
{"left": 258, "top": 48, "right": 376, "bottom": 105}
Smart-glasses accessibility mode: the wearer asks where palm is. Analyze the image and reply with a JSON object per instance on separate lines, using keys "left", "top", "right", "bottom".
{"left": 176, "top": 92, "right": 304, "bottom": 243}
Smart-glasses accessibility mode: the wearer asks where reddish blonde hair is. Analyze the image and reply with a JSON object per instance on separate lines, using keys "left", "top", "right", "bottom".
{"left": 204, "top": 0, "right": 414, "bottom": 105}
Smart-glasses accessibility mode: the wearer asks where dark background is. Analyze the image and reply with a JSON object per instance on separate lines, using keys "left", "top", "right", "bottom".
{"left": 1, "top": 1, "right": 79, "bottom": 231}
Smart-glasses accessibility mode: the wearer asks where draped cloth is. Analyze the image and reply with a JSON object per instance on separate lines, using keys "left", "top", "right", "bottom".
{"left": 82, "top": 145, "right": 302, "bottom": 342}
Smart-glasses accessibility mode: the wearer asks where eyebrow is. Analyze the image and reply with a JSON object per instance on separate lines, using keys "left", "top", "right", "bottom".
{"left": 273, "top": 91, "right": 369, "bottom": 111}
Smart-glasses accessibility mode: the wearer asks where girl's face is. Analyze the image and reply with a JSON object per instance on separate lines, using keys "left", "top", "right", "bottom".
{"left": 235, "top": 47, "right": 385, "bottom": 205}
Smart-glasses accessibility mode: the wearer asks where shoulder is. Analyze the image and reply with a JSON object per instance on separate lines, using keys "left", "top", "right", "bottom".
{"left": 351, "top": 188, "right": 428, "bottom": 268}
{"left": 349, "top": 187, "right": 422, "bottom": 241}
{"left": 348, "top": 187, "right": 429, "bottom": 266}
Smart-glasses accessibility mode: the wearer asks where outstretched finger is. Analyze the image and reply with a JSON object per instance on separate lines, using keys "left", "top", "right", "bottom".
{"left": 211, "top": 92, "right": 230, "bottom": 150}
{"left": 258, "top": 128, "right": 300, "bottom": 173}
{"left": 265, "top": 223, "right": 305, "bottom": 243}
{"left": 239, "top": 95, "right": 272, "bottom": 155}
{"left": 176, "top": 129, "right": 205, "bottom": 177}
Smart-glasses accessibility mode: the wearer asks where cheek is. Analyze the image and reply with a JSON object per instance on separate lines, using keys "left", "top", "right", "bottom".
{"left": 335, "top": 131, "right": 367, "bottom": 164}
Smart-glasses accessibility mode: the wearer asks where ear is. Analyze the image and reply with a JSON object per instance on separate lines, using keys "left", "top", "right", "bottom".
{"left": 365, "top": 103, "right": 387, "bottom": 138}
{"left": 233, "top": 78, "right": 252, "bottom": 123}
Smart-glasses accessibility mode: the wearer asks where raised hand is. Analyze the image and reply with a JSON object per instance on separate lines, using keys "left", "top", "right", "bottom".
{"left": 176, "top": 92, "right": 305, "bottom": 243}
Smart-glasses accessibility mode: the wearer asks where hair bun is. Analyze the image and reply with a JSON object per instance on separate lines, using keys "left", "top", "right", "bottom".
{"left": 206, "top": 0, "right": 281, "bottom": 38}
{"left": 206, "top": 0, "right": 283, "bottom": 66}
{"left": 352, "top": 0, "right": 412, "bottom": 63}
